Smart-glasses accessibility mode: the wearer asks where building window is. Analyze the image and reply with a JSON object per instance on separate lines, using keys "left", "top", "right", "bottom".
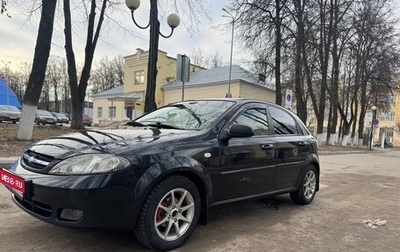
{"left": 109, "top": 106, "right": 116, "bottom": 119}
{"left": 386, "top": 127, "right": 394, "bottom": 138}
{"left": 97, "top": 107, "right": 102, "bottom": 118}
{"left": 135, "top": 70, "right": 145, "bottom": 84}
{"left": 381, "top": 111, "right": 395, "bottom": 122}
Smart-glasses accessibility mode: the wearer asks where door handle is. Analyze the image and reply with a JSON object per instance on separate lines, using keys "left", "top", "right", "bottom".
{"left": 298, "top": 141, "right": 308, "bottom": 146}
{"left": 261, "top": 144, "right": 274, "bottom": 150}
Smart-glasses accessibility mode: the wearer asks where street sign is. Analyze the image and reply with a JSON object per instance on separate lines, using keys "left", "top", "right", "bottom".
{"left": 285, "top": 89, "right": 292, "bottom": 110}
{"left": 176, "top": 54, "right": 190, "bottom": 82}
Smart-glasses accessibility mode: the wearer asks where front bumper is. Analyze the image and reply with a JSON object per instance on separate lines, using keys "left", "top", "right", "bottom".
{"left": 5, "top": 160, "right": 138, "bottom": 229}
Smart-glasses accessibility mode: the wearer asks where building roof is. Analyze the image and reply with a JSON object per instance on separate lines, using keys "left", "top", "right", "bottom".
{"left": 92, "top": 85, "right": 141, "bottom": 101}
{"left": 92, "top": 85, "right": 124, "bottom": 99}
{"left": 162, "top": 65, "right": 273, "bottom": 90}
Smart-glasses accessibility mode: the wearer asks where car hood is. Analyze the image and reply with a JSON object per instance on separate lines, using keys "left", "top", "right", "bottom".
{"left": 2, "top": 111, "right": 20, "bottom": 116}
{"left": 27, "top": 127, "right": 198, "bottom": 160}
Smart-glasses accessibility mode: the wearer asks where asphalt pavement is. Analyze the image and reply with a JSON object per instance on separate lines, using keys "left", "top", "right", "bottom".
{"left": 1, "top": 149, "right": 399, "bottom": 251}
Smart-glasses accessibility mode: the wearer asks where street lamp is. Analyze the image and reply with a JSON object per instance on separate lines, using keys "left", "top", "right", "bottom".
{"left": 222, "top": 8, "right": 236, "bottom": 98}
{"left": 126, "top": 0, "right": 180, "bottom": 113}
{"left": 369, "top": 105, "right": 377, "bottom": 150}
{"left": 1, "top": 60, "right": 11, "bottom": 105}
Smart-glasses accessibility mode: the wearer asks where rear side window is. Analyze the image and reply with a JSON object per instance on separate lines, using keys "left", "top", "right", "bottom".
{"left": 269, "top": 106, "right": 299, "bottom": 135}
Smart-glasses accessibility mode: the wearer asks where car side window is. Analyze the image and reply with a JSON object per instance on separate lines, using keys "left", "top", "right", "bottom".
{"left": 269, "top": 106, "right": 299, "bottom": 135}
{"left": 233, "top": 107, "right": 269, "bottom": 136}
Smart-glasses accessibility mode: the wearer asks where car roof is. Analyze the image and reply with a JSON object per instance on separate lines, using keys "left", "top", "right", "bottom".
{"left": 172, "top": 98, "right": 273, "bottom": 105}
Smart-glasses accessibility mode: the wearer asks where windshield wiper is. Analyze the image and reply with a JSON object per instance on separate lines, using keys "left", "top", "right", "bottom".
{"left": 126, "top": 121, "right": 181, "bottom": 130}
{"left": 146, "top": 122, "right": 182, "bottom": 130}
{"left": 173, "top": 104, "right": 202, "bottom": 127}
{"left": 126, "top": 121, "right": 145, "bottom": 127}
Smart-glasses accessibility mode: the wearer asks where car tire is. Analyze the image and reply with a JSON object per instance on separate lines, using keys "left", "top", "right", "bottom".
{"left": 134, "top": 175, "right": 201, "bottom": 251}
{"left": 290, "top": 165, "right": 318, "bottom": 205}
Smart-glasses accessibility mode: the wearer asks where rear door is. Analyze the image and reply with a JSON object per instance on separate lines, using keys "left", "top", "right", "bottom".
{"left": 267, "top": 106, "right": 312, "bottom": 191}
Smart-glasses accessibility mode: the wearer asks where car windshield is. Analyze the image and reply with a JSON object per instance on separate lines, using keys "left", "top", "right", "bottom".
{"left": 56, "top": 113, "right": 67, "bottom": 118}
{"left": 37, "top": 110, "right": 52, "bottom": 116}
{"left": 135, "top": 100, "right": 235, "bottom": 130}
{"left": 0, "top": 105, "right": 19, "bottom": 112}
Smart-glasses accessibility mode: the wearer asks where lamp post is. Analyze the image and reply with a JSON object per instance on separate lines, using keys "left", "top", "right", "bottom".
{"left": 369, "top": 105, "right": 377, "bottom": 150}
{"left": 126, "top": 0, "right": 180, "bottom": 113}
{"left": 222, "top": 8, "right": 235, "bottom": 98}
{"left": 1, "top": 60, "right": 11, "bottom": 105}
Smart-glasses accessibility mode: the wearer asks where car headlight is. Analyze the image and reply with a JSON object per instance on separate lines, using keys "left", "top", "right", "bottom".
{"left": 49, "top": 154, "right": 130, "bottom": 175}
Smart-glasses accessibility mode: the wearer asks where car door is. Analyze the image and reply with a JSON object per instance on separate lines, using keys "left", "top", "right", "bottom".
{"left": 267, "top": 105, "right": 312, "bottom": 191}
{"left": 211, "top": 103, "right": 277, "bottom": 203}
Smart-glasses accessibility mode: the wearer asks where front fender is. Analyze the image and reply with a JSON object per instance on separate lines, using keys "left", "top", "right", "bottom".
{"left": 127, "top": 155, "right": 212, "bottom": 228}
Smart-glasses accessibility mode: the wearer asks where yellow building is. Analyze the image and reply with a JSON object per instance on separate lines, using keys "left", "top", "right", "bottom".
{"left": 162, "top": 65, "right": 275, "bottom": 104}
{"left": 374, "top": 94, "right": 400, "bottom": 147}
{"left": 92, "top": 49, "right": 276, "bottom": 125}
{"left": 92, "top": 49, "right": 202, "bottom": 125}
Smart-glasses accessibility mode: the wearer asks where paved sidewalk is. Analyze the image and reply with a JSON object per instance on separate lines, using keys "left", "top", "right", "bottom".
{"left": 0, "top": 156, "right": 19, "bottom": 167}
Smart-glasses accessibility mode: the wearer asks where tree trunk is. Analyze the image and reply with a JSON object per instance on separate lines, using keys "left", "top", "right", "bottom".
{"left": 64, "top": 0, "right": 107, "bottom": 129}
{"left": 274, "top": 0, "right": 282, "bottom": 106}
{"left": 293, "top": 0, "right": 307, "bottom": 123}
{"left": 17, "top": 0, "right": 57, "bottom": 140}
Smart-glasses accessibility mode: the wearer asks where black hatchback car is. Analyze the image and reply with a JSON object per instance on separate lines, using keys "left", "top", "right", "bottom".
{"left": 0, "top": 99, "right": 319, "bottom": 251}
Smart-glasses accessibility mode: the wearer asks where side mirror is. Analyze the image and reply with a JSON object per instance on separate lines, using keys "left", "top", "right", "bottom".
{"left": 219, "top": 124, "right": 254, "bottom": 141}
{"left": 229, "top": 124, "right": 254, "bottom": 138}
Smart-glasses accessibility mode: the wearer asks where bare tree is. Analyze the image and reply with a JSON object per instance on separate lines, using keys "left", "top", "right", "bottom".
{"left": 40, "top": 56, "right": 66, "bottom": 111}
{"left": 1, "top": 0, "right": 10, "bottom": 17}
{"left": 63, "top": 0, "right": 108, "bottom": 129}
{"left": 90, "top": 55, "right": 124, "bottom": 94}
{"left": 113, "top": 55, "right": 124, "bottom": 87}
{"left": 17, "top": 0, "right": 57, "bottom": 140}
{"left": 64, "top": 0, "right": 210, "bottom": 128}
{"left": 190, "top": 47, "right": 206, "bottom": 67}
{"left": 349, "top": 0, "right": 400, "bottom": 146}
{"left": 231, "top": 0, "right": 287, "bottom": 105}
{"left": 206, "top": 51, "right": 224, "bottom": 68}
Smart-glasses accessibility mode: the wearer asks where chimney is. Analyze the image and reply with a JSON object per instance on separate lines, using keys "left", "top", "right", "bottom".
{"left": 258, "top": 73, "right": 266, "bottom": 83}
{"left": 136, "top": 48, "right": 144, "bottom": 61}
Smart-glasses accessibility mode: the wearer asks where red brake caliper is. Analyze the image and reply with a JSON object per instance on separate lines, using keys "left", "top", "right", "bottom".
{"left": 156, "top": 201, "right": 169, "bottom": 222}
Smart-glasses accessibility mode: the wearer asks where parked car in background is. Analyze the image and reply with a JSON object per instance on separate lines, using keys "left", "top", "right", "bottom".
{"left": 0, "top": 99, "right": 320, "bottom": 251}
{"left": 51, "top": 112, "right": 70, "bottom": 124}
{"left": 82, "top": 114, "right": 92, "bottom": 126}
{"left": 0, "top": 105, "right": 20, "bottom": 123}
{"left": 62, "top": 112, "right": 70, "bottom": 121}
{"left": 35, "top": 110, "right": 57, "bottom": 125}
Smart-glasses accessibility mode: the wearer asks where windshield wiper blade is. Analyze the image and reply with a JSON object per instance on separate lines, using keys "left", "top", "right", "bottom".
{"left": 146, "top": 122, "right": 182, "bottom": 130}
{"left": 126, "top": 121, "right": 145, "bottom": 127}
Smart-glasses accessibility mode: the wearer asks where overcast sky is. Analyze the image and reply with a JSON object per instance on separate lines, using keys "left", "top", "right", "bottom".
{"left": 2, "top": 1, "right": 400, "bottom": 73}
{"left": 0, "top": 0, "right": 247, "bottom": 72}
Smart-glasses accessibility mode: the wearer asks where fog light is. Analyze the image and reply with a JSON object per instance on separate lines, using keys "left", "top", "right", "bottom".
{"left": 60, "top": 208, "right": 83, "bottom": 221}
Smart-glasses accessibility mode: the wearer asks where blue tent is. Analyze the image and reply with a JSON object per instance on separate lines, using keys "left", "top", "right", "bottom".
{"left": 0, "top": 77, "right": 21, "bottom": 108}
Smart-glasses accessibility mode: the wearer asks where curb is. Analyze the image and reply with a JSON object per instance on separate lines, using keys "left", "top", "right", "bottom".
{"left": 0, "top": 156, "right": 19, "bottom": 166}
